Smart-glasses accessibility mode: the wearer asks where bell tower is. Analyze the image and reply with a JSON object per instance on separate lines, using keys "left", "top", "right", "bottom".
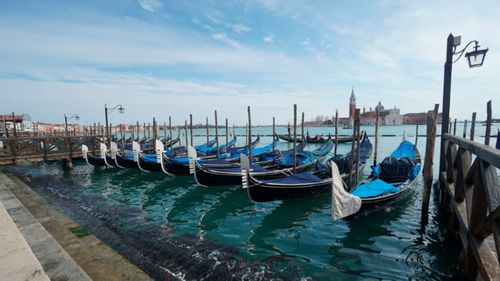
{"left": 349, "top": 87, "right": 356, "bottom": 118}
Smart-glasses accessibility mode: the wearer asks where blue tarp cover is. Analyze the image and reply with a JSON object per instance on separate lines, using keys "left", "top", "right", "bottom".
{"left": 197, "top": 137, "right": 236, "bottom": 153}
{"left": 195, "top": 138, "right": 217, "bottom": 150}
{"left": 260, "top": 172, "right": 322, "bottom": 185}
{"left": 390, "top": 140, "right": 416, "bottom": 159}
{"left": 352, "top": 179, "right": 400, "bottom": 198}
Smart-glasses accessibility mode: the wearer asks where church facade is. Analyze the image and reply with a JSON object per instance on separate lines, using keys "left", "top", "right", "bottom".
{"left": 342, "top": 89, "right": 403, "bottom": 126}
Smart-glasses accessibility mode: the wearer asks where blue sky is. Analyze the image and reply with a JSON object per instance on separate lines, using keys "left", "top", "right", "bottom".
{"left": 0, "top": 0, "right": 498, "bottom": 125}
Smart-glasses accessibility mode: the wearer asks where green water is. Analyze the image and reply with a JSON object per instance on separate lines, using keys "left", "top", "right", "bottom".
{"left": 7, "top": 124, "right": 497, "bottom": 280}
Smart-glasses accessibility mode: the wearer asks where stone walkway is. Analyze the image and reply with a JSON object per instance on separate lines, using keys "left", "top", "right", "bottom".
{"left": 0, "top": 172, "right": 153, "bottom": 281}
{"left": 0, "top": 199, "right": 49, "bottom": 281}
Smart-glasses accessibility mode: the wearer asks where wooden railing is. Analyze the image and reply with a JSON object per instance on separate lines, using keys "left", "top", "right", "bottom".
{"left": 439, "top": 133, "right": 500, "bottom": 280}
{"left": 0, "top": 135, "right": 104, "bottom": 164}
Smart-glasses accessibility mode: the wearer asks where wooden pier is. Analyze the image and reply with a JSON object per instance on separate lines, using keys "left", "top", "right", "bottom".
{"left": 0, "top": 135, "right": 102, "bottom": 165}
{"left": 438, "top": 132, "right": 500, "bottom": 280}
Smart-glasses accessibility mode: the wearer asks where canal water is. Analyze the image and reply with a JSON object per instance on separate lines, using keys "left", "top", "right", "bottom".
{"left": 4, "top": 124, "right": 498, "bottom": 280}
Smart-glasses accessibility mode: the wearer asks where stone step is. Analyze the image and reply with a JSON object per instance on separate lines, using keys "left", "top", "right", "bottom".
{"left": 0, "top": 172, "right": 152, "bottom": 281}
{"left": 0, "top": 173, "right": 91, "bottom": 281}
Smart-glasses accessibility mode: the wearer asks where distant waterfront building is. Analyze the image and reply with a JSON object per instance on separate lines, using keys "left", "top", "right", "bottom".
{"left": 349, "top": 88, "right": 356, "bottom": 118}
{"left": 358, "top": 100, "right": 402, "bottom": 126}
{"left": 403, "top": 112, "right": 443, "bottom": 125}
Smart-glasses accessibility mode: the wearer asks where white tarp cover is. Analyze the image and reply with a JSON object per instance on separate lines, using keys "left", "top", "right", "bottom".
{"left": 331, "top": 161, "right": 361, "bottom": 220}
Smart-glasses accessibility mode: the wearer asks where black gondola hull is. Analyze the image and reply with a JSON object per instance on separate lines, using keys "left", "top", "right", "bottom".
{"left": 196, "top": 161, "right": 315, "bottom": 187}
{"left": 87, "top": 155, "right": 106, "bottom": 167}
{"left": 164, "top": 161, "right": 190, "bottom": 175}
{"left": 247, "top": 181, "right": 331, "bottom": 202}
{"left": 116, "top": 155, "right": 139, "bottom": 169}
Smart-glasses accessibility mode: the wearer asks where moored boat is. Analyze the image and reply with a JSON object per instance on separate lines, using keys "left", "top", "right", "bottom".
{"left": 332, "top": 137, "right": 421, "bottom": 219}
{"left": 242, "top": 134, "right": 372, "bottom": 202}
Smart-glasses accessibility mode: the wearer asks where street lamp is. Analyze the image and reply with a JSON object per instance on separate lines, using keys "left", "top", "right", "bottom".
{"left": 439, "top": 34, "right": 488, "bottom": 174}
{"left": 104, "top": 104, "right": 125, "bottom": 146}
{"left": 64, "top": 114, "right": 80, "bottom": 136}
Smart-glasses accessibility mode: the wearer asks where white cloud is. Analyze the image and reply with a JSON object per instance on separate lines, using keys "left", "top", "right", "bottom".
{"left": 263, "top": 32, "right": 275, "bottom": 44}
{"left": 211, "top": 33, "right": 241, "bottom": 48}
{"left": 138, "top": 0, "right": 163, "bottom": 12}
{"left": 229, "top": 23, "right": 251, "bottom": 34}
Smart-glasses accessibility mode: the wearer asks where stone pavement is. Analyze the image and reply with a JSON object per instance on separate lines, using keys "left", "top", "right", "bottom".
{"left": 0, "top": 199, "right": 49, "bottom": 281}
{"left": 0, "top": 172, "right": 153, "bottom": 281}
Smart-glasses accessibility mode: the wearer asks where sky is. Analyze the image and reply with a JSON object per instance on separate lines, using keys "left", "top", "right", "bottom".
{"left": 0, "top": 0, "right": 498, "bottom": 126}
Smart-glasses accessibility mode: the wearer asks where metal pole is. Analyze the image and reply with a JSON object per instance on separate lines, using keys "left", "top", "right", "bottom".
{"left": 439, "top": 33, "right": 454, "bottom": 175}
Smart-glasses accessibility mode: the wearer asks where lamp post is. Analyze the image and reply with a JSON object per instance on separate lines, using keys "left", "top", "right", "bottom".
{"left": 64, "top": 114, "right": 80, "bottom": 136}
{"left": 64, "top": 113, "right": 80, "bottom": 159}
{"left": 439, "top": 34, "right": 488, "bottom": 175}
{"left": 104, "top": 104, "right": 125, "bottom": 147}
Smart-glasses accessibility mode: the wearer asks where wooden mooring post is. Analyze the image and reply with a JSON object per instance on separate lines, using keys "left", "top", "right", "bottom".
{"left": 190, "top": 114, "right": 193, "bottom": 146}
{"left": 248, "top": 106, "right": 252, "bottom": 161}
{"left": 354, "top": 109, "right": 361, "bottom": 185}
{"left": 485, "top": 100, "right": 492, "bottom": 146}
{"left": 471, "top": 112, "right": 477, "bottom": 141}
{"left": 421, "top": 104, "right": 439, "bottom": 226}
{"left": 334, "top": 109, "right": 338, "bottom": 156}
{"left": 293, "top": 104, "right": 297, "bottom": 172}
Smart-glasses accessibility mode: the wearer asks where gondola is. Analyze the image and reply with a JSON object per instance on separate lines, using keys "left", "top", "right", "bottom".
{"left": 191, "top": 140, "right": 334, "bottom": 187}
{"left": 242, "top": 134, "right": 372, "bottom": 202}
{"left": 278, "top": 134, "right": 353, "bottom": 144}
{"left": 82, "top": 143, "right": 111, "bottom": 167}
{"left": 332, "top": 137, "right": 421, "bottom": 220}
{"left": 157, "top": 136, "right": 239, "bottom": 175}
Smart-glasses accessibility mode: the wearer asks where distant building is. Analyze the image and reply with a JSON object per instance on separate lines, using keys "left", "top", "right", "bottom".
{"left": 349, "top": 88, "right": 356, "bottom": 119}
{"left": 403, "top": 112, "right": 443, "bottom": 125}
{"left": 336, "top": 89, "right": 404, "bottom": 126}
{"left": 359, "top": 101, "right": 402, "bottom": 126}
